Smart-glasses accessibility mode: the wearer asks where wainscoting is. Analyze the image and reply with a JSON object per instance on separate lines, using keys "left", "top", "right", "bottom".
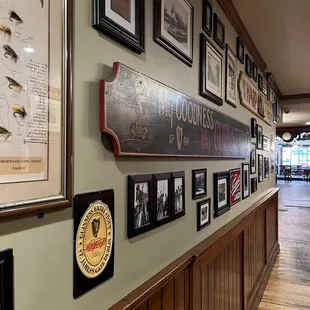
{"left": 110, "top": 189, "right": 279, "bottom": 310}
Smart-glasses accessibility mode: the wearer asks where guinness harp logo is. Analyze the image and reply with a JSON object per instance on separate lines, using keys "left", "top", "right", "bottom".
{"left": 176, "top": 126, "right": 183, "bottom": 150}
{"left": 75, "top": 201, "right": 113, "bottom": 279}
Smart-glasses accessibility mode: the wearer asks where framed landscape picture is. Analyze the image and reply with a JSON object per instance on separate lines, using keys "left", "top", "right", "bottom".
{"left": 242, "top": 163, "right": 250, "bottom": 199}
{"left": 92, "top": 0, "right": 145, "bottom": 53}
{"left": 154, "top": 0, "right": 194, "bottom": 66}
{"left": 214, "top": 171, "right": 230, "bottom": 217}
{"left": 229, "top": 168, "right": 241, "bottom": 206}
{"left": 192, "top": 169, "right": 207, "bottom": 200}
{"left": 200, "top": 33, "right": 223, "bottom": 106}
{"left": 225, "top": 44, "right": 237, "bottom": 108}
{"left": 172, "top": 171, "right": 185, "bottom": 220}
{"left": 202, "top": 0, "right": 213, "bottom": 37}
{"left": 197, "top": 198, "right": 211, "bottom": 231}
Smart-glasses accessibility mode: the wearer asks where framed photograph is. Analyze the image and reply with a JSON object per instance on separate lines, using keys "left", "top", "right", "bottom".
{"left": 202, "top": 0, "right": 213, "bottom": 37}
{"left": 154, "top": 173, "right": 172, "bottom": 227}
{"left": 251, "top": 118, "right": 257, "bottom": 138}
{"left": 242, "top": 163, "right": 250, "bottom": 199}
{"left": 245, "top": 54, "right": 252, "bottom": 78}
{"left": 258, "top": 74, "right": 263, "bottom": 91}
{"left": 213, "top": 13, "right": 225, "bottom": 50}
{"left": 252, "top": 63, "right": 258, "bottom": 82}
{"left": 229, "top": 168, "right": 241, "bottom": 206}
{"left": 258, "top": 93, "right": 265, "bottom": 117}
{"left": 225, "top": 44, "right": 237, "bottom": 108}
{"left": 128, "top": 174, "right": 153, "bottom": 238}
{"left": 261, "top": 78, "right": 268, "bottom": 96}
{"left": 199, "top": 33, "right": 223, "bottom": 106}
{"left": 258, "top": 154, "right": 263, "bottom": 183}
{"left": 92, "top": 0, "right": 145, "bottom": 53}
{"left": 256, "top": 124, "right": 263, "bottom": 150}
{"left": 250, "top": 143, "right": 256, "bottom": 174}
{"left": 214, "top": 171, "right": 230, "bottom": 217}
{"left": 172, "top": 171, "right": 185, "bottom": 219}
{"left": 154, "top": 0, "right": 194, "bottom": 66}
{"left": 263, "top": 135, "right": 270, "bottom": 152}
{"left": 197, "top": 198, "right": 211, "bottom": 231}
{"left": 192, "top": 169, "right": 207, "bottom": 200}
{"left": 236, "top": 37, "right": 244, "bottom": 63}
{"left": 0, "top": 0, "right": 73, "bottom": 217}
{"left": 276, "top": 96, "right": 281, "bottom": 118}
{"left": 251, "top": 177, "right": 257, "bottom": 194}
{"left": 264, "top": 157, "right": 270, "bottom": 178}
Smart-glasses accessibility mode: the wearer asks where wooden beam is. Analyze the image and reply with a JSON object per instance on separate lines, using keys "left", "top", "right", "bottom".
{"left": 216, "top": 0, "right": 267, "bottom": 72}
{"left": 281, "top": 93, "right": 310, "bottom": 101}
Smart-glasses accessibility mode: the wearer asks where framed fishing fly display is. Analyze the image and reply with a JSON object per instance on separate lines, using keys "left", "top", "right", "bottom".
{"left": 0, "top": 0, "right": 72, "bottom": 216}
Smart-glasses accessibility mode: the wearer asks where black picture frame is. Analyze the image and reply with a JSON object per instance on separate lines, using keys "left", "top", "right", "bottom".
{"left": 258, "top": 74, "right": 263, "bottom": 91}
{"left": 192, "top": 169, "right": 207, "bottom": 200}
{"left": 256, "top": 124, "right": 263, "bottom": 150}
{"left": 258, "top": 154, "right": 263, "bottom": 183}
{"left": 197, "top": 198, "right": 211, "bottom": 231}
{"left": 236, "top": 37, "right": 244, "bottom": 63}
{"left": 225, "top": 44, "right": 237, "bottom": 108}
{"left": 202, "top": 0, "right": 213, "bottom": 37}
{"left": 128, "top": 174, "right": 153, "bottom": 238}
{"left": 252, "top": 62, "right": 258, "bottom": 82}
{"left": 154, "top": 0, "right": 194, "bottom": 67}
{"left": 214, "top": 171, "right": 230, "bottom": 217}
{"left": 250, "top": 143, "right": 256, "bottom": 174}
{"left": 264, "top": 157, "right": 270, "bottom": 178}
{"left": 242, "top": 163, "right": 250, "bottom": 200}
{"left": 153, "top": 173, "right": 172, "bottom": 227}
{"left": 172, "top": 171, "right": 185, "bottom": 220}
{"left": 245, "top": 54, "right": 252, "bottom": 78}
{"left": 213, "top": 13, "right": 225, "bottom": 50}
{"left": 0, "top": 249, "right": 13, "bottom": 309}
{"left": 199, "top": 33, "right": 223, "bottom": 106}
{"left": 251, "top": 177, "right": 257, "bottom": 193}
{"left": 251, "top": 118, "right": 257, "bottom": 138}
{"left": 92, "top": 0, "right": 145, "bottom": 54}
{"left": 263, "top": 135, "right": 270, "bottom": 151}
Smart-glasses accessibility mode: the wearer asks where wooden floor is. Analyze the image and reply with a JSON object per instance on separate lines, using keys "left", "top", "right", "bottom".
{"left": 259, "top": 180, "right": 310, "bottom": 309}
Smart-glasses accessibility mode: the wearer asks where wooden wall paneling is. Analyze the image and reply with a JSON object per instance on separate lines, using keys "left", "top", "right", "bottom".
{"left": 208, "top": 259, "right": 215, "bottom": 309}
{"left": 149, "top": 290, "right": 162, "bottom": 310}
{"left": 174, "top": 270, "right": 185, "bottom": 310}
{"left": 163, "top": 279, "right": 174, "bottom": 310}
{"left": 135, "top": 302, "right": 148, "bottom": 310}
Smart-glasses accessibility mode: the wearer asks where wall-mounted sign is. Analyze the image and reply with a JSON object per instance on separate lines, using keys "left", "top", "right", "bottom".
{"left": 73, "top": 190, "right": 114, "bottom": 298}
{"left": 100, "top": 63, "right": 251, "bottom": 159}
{"left": 238, "top": 71, "right": 273, "bottom": 126}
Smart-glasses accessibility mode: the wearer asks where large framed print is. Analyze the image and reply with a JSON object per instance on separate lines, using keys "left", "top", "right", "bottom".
{"left": 225, "top": 44, "right": 237, "bottom": 108}
{"left": 0, "top": 0, "right": 72, "bottom": 216}
{"left": 214, "top": 171, "right": 230, "bottom": 217}
{"left": 229, "top": 168, "right": 241, "bottom": 206}
{"left": 154, "top": 0, "right": 194, "bottom": 67}
{"left": 200, "top": 33, "right": 223, "bottom": 106}
{"left": 92, "top": 0, "right": 145, "bottom": 54}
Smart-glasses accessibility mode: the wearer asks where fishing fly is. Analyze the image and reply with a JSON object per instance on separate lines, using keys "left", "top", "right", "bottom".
{"left": 5, "top": 76, "right": 23, "bottom": 92}
{"left": 0, "top": 125, "right": 11, "bottom": 141}
{"left": 12, "top": 105, "right": 26, "bottom": 118}
{"left": 0, "top": 25, "right": 12, "bottom": 38}
{"left": 9, "top": 10, "right": 23, "bottom": 24}
{"left": 3, "top": 45, "right": 18, "bottom": 62}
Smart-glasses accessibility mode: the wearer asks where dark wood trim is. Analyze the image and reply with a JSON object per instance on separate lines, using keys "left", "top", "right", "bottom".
{"left": 0, "top": 0, "right": 73, "bottom": 218}
{"left": 277, "top": 126, "right": 310, "bottom": 133}
{"left": 281, "top": 93, "right": 310, "bottom": 100}
{"left": 216, "top": 0, "right": 267, "bottom": 72}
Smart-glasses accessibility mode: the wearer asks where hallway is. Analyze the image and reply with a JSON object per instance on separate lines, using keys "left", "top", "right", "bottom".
{"left": 259, "top": 181, "right": 310, "bottom": 309}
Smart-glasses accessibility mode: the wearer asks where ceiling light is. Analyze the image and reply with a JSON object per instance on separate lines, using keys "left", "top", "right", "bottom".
{"left": 24, "top": 47, "right": 34, "bottom": 53}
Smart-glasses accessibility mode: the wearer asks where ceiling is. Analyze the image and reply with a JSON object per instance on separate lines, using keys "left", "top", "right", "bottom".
{"left": 232, "top": 0, "right": 310, "bottom": 96}
{"left": 277, "top": 101, "right": 310, "bottom": 127}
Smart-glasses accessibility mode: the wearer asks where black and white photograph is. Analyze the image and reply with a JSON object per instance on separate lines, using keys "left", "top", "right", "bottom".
{"left": 251, "top": 118, "right": 257, "bottom": 138}
{"left": 251, "top": 177, "right": 258, "bottom": 193}
{"left": 245, "top": 54, "right": 252, "bottom": 78}
{"left": 197, "top": 198, "right": 211, "bottom": 231}
{"left": 242, "top": 163, "right": 250, "bottom": 199}
{"left": 200, "top": 33, "right": 223, "bottom": 106}
{"left": 264, "top": 157, "right": 270, "bottom": 178}
{"left": 192, "top": 169, "right": 207, "bottom": 199}
{"left": 263, "top": 135, "right": 270, "bottom": 152}
{"left": 214, "top": 171, "right": 230, "bottom": 217}
{"left": 202, "top": 0, "right": 213, "bottom": 37}
{"left": 236, "top": 36, "right": 244, "bottom": 63}
{"left": 250, "top": 143, "right": 257, "bottom": 174}
{"left": 225, "top": 44, "right": 237, "bottom": 107}
{"left": 154, "top": 0, "right": 194, "bottom": 66}
{"left": 258, "top": 154, "right": 263, "bottom": 183}
{"left": 256, "top": 124, "right": 263, "bottom": 150}
{"left": 252, "top": 62, "right": 258, "bottom": 82}
{"left": 128, "top": 174, "right": 153, "bottom": 238}
{"left": 213, "top": 13, "right": 225, "bottom": 50}
{"left": 172, "top": 171, "right": 185, "bottom": 219}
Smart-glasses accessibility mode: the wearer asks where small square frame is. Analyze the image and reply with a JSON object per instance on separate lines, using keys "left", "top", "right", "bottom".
{"left": 197, "top": 198, "right": 211, "bottom": 231}
{"left": 192, "top": 169, "right": 207, "bottom": 200}
{"left": 214, "top": 171, "right": 230, "bottom": 217}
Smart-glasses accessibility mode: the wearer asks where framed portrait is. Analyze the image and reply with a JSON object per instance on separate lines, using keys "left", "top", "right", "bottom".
{"left": 242, "top": 163, "right": 250, "bottom": 200}
{"left": 258, "top": 154, "right": 263, "bottom": 183}
{"left": 264, "top": 157, "right": 270, "bottom": 178}
{"left": 245, "top": 54, "right": 252, "bottom": 78}
{"left": 127, "top": 174, "right": 153, "bottom": 238}
{"left": 154, "top": 173, "right": 172, "bottom": 227}
{"left": 172, "top": 171, "right": 185, "bottom": 220}
{"left": 236, "top": 37, "right": 244, "bottom": 63}
{"left": 213, "top": 13, "right": 225, "bottom": 50}
{"left": 92, "top": 0, "right": 145, "bottom": 53}
{"left": 197, "top": 198, "right": 211, "bottom": 231}
{"left": 225, "top": 44, "right": 237, "bottom": 108}
{"left": 263, "top": 135, "right": 270, "bottom": 152}
{"left": 250, "top": 143, "right": 256, "bottom": 174}
{"left": 213, "top": 171, "right": 230, "bottom": 217}
{"left": 252, "top": 62, "right": 258, "bottom": 82}
{"left": 251, "top": 118, "right": 257, "bottom": 138}
{"left": 199, "top": 33, "right": 223, "bottom": 106}
{"left": 229, "top": 168, "right": 241, "bottom": 206}
{"left": 202, "top": 0, "right": 213, "bottom": 37}
{"left": 192, "top": 169, "right": 207, "bottom": 200}
{"left": 251, "top": 177, "right": 257, "bottom": 194}
{"left": 154, "top": 0, "right": 194, "bottom": 66}
{"left": 0, "top": 0, "right": 73, "bottom": 217}
{"left": 256, "top": 124, "right": 263, "bottom": 150}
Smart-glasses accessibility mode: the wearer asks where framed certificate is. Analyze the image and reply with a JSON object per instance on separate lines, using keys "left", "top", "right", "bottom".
{"left": 0, "top": 0, "right": 72, "bottom": 216}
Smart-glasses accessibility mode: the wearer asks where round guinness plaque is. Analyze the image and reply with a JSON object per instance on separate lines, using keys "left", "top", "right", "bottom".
{"left": 75, "top": 200, "right": 113, "bottom": 279}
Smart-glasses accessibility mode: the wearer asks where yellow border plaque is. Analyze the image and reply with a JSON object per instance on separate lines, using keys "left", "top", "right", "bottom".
{"left": 75, "top": 200, "right": 113, "bottom": 279}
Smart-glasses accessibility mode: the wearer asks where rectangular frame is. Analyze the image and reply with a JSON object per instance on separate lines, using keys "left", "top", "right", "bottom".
{"left": 263, "top": 135, "right": 270, "bottom": 152}
{"left": 236, "top": 36, "right": 244, "bottom": 63}
{"left": 229, "top": 168, "right": 241, "bottom": 206}
{"left": 0, "top": 248, "right": 13, "bottom": 310}
{"left": 264, "top": 157, "right": 270, "bottom": 178}
{"left": 172, "top": 171, "right": 185, "bottom": 220}
{"left": 258, "top": 154, "right": 263, "bottom": 183}
{"left": 252, "top": 62, "right": 258, "bottom": 82}
{"left": 245, "top": 54, "right": 252, "bottom": 78}
{"left": 251, "top": 118, "right": 257, "bottom": 138}
{"left": 225, "top": 44, "right": 237, "bottom": 108}
{"left": 250, "top": 143, "right": 257, "bottom": 174}
{"left": 202, "top": 0, "right": 213, "bottom": 37}
{"left": 0, "top": 0, "right": 73, "bottom": 217}
{"left": 213, "top": 13, "right": 225, "bottom": 50}
{"left": 256, "top": 124, "right": 263, "bottom": 150}
{"left": 251, "top": 177, "right": 257, "bottom": 193}
{"left": 197, "top": 198, "right": 211, "bottom": 231}
{"left": 214, "top": 171, "right": 230, "bottom": 217}
{"left": 192, "top": 169, "right": 207, "bottom": 200}
{"left": 242, "top": 163, "right": 250, "bottom": 199}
